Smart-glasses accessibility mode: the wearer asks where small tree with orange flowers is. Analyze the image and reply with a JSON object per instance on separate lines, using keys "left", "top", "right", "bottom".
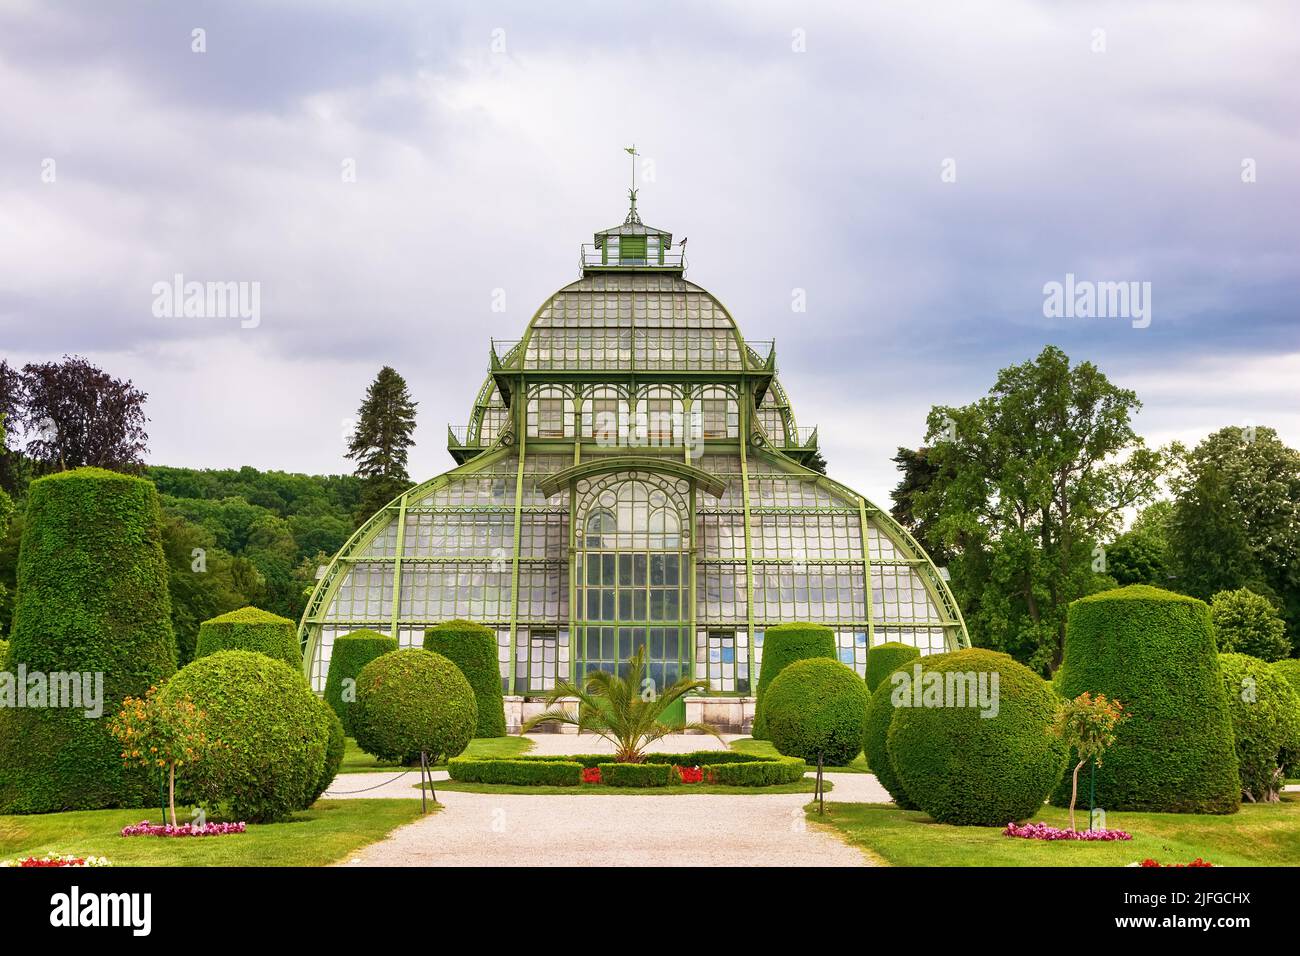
{"left": 1052, "top": 691, "right": 1127, "bottom": 832}
{"left": 110, "top": 686, "right": 213, "bottom": 827}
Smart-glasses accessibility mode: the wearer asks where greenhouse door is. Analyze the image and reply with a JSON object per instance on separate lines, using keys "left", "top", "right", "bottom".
{"left": 573, "top": 471, "right": 691, "bottom": 698}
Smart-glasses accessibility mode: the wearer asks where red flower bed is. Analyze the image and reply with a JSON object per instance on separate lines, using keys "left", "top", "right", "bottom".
{"left": 581, "top": 767, "right": 602, "bottom": 785}
{"left": 674, "top": 765, "right": 703, "bottom": 784}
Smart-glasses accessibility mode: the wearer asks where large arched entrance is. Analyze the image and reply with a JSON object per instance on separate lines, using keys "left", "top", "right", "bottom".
{"left": 572, "top": 470, "right": 691, "bottom": 694}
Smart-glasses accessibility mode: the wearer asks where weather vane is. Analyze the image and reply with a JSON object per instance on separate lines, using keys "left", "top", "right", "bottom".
{"left": 624, "top": 144, "right": 641, "bottom": 224}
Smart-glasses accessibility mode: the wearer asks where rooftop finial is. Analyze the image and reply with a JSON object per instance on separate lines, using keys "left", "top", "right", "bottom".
{"left": 623, "top": 144, "right": 641, "bottom": 225}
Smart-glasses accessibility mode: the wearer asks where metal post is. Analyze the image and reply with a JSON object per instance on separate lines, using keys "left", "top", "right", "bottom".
{"left": 817, "top": 752, "right": 825, "bottom": 815}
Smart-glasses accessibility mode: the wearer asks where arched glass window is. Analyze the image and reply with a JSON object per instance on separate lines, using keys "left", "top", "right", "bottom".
{"left": 585, "top": 508, "right": 616, "bottom": 548}
{"left": 573, "top": 471, "right": 691, "bottom": 691}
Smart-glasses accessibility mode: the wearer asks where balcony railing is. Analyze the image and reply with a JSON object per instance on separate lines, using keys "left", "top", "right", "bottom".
{"left": 789, "top": 425, "right": 819, "bottom": 448}
{"left": 447, "top": 424, "right": 472, "bottom": 446}
{"left": 580, "top": 244, "right": 685, "bottom": 272}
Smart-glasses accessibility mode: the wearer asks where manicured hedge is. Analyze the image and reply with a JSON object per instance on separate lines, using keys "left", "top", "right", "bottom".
{"left": 0, "top": 638, "right": 8, "bottom": 670}
{"left": 600, "top": 762, "right": 675, "bottom": 787}
{"left": 889, "top": 648, "right": 1068, "bottom": 826}
{"left": 444, "top": 751, "right": 806, "bottom": 787}
{"left": 0, "top": 468, "right": 177, "bottom": 814}
{"left": 162, "top": 650, "right": 328, "bottom": 822}
{"left": 307, "top": 700, "right": 346, "bottom": 806}
{"left": 1051, "top": 585, "right": 1240, "bottom": 814}
{"left": 865, "top": 641, "right": 920, "bottom": 692}
{"left": 324, "top": 630, "right": 398, "bottom": 734}
{"left": 765, "top": 658, "right": 869, "bottom": 765}
{"left": 424, "top": 620, "right": 507, "bottom": 738}
{"left": 195, "top": 606, "right": 301, "bottom": 669}
{"left": 353, "top": 649, "right": 477, "bottom": 764}
{"left": 752, "top": 624, "right": 836, "bottom": 739}
{"left": 863, "top": 656, "right": 933, "bottom": 810}
{"left": 1218, "top": 653, "right": 1300, "bottom": 802}
{"left": 703, "top": 756, "right": 806, "bottom": 786}
{"left": 448, "top": 757, "right": 582, "bottom": 786}
{"left": 1275, "top": 659, "right": 1300, "bottom": 777}
{"left": 1273, "top": 658, "right": 1300, "bottom": 696}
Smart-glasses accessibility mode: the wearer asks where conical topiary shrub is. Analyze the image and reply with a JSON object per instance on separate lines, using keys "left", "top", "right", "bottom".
{"left": 1051, "top": 585, "right": 1240, "bottom": 814}
{"left": 752, "top": 623, "right": 836, "bottom": 740}
{"left": 424, "top": 620, "right": 506, "bottom": 738}
{"left": 195, "top": 605, "right": 301, "bottom": 670}
{"left": 0, "top": 468, "right": 177, "bottom": 813}
{"left": 324, "top": 629, "right": 399, "bottom": 734}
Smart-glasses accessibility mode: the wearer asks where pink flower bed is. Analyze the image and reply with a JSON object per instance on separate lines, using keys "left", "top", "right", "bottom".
{"left": 1002, "top": 821, "right": 1132, "bottom": 841}
{"left": 121, "top": 821, "right": 246, "bottom": 837}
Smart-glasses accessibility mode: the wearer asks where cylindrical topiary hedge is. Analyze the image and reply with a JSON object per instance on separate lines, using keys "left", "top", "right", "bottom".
{"left": 765, "top": 658, "right": 870, "bottom": 766}
{"left": 752, "top": 623, "right": 836, "bottom": 739}
{"left": 353, "top": 649, "right": 477, "bottom": 765}
{"left": 195, "top": 606, "right": 301, "bottom": 670}
{"left": 0, "top": 468, "right": 177, "bottom": 814}
{"left": 1051, "top": 585, "right": 1240, "bottom": 814}
{"left": 324, "top": 629, "right": 399, "bottom": 734}
{"left": 862, "top": 653, "right": 942, "bottom": 810}
{"left": 865, "top": 641, "right": 921, "bottom": 692}
{"left": 424, "top": 620, "right": 506, "bottom": 738}
{"left": 160, "top": 650, "right": 329, "bottom": 822}
{"left": 889, "top": 648, "right": 1067, "bottom": 826}
{"left": 1217, "top": 653, "right": 1300, "bottom": 802}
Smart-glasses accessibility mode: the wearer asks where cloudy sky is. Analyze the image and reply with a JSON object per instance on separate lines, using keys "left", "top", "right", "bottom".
{"left": 1, "top": 0, "right": 1297, "bottom": 506}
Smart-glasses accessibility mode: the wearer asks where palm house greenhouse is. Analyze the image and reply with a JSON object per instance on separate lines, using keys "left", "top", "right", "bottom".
{"left": 299, "top": 192, "right": 968, "bottom": 730}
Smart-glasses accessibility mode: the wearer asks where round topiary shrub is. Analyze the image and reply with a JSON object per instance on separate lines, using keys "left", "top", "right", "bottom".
{"left": 1051, "top": 585, "right": 1240, "bottom": 814}
{"left": 862, "top": 653, "right": 944, "bottom": 810}
{"left": 160, "top": 650, "right": 329, "bottom": 822}
{"left": 195, "top": 606, "right": 301, "bottom": 670}
{"left": 324, "top": 629, "right": 399, "bottom": 735}
{"left": 752, "top": 623, "right": 836, "bottom": 739}
{"left": 865, "top": 641, "right": 920, "bottom": 692}
{"left": 1218, "top": 653, "right": 1300, "bottom": 802}
{"left": 888, "top": 648, "right": 1067, "bottom": 826}
{"left": 764, "top": 658, "right": 870, "bottom": 766}
{"left": 1274, "top": 658, "right": 1300, "bottom": 695}
{"left": 306, "top": 698, "right": 346, "bottom": 807}
{"left": 424, "top": 620, "right": 506, "bottom": 738}
{"left": 353, "top": 649, "right": 477, "bottom": 764}
{"left": 0, "top": 467, "right": 177, "bottom": 814}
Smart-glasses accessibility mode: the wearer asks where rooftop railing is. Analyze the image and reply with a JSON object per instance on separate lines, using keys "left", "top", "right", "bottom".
{"left": 580, "top": 244, "right": 686, "bottom": 272}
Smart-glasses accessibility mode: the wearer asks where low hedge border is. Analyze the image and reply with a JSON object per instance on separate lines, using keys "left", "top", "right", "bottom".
{"left": 448, "top": 758, "right": 582, "bottom": 786}
{"left": 446, "top": 751, "right": 807, "bottom": 787}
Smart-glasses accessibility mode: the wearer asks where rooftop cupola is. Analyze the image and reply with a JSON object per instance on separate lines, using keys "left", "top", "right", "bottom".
{"left": 580, "top": 146, "right": 686, "bottom": 274}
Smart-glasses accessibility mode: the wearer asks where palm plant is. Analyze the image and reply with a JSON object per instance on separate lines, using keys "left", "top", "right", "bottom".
{"left": 521, "top": 647, "right": 722, "bottom": 762}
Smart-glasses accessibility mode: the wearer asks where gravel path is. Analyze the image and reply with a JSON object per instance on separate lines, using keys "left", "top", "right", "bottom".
{"left": 330, "top": 735, "right": 884, "bottom": 867}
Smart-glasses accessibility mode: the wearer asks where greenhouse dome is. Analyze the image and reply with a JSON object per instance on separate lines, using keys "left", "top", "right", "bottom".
{"left": 299, "top": 188, "right": 968, "bottom": 730}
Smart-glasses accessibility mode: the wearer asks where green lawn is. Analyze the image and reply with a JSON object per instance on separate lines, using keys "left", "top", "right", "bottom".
{"left": 0, "top": 799, "right": 426, "bottom": 867}
{"left": 814, "top": 794, "right": 1300, "bottom": 866}
{"left": 340, "top": 735, "right": 535, "bottom": 773}
{"left": 729, "top": 736, "right": 870, "bottom": 774}
{"left": 429, "top": 778, "right": 829, "bottom": 796}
